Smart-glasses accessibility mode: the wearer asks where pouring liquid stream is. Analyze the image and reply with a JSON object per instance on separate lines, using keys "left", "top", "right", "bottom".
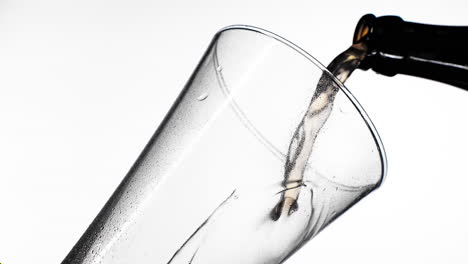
{"left": 272, "top": 42, "right": 368, "bottom": 220}
{"left": 168, "top": 42, "right": 369, "bottom": 264}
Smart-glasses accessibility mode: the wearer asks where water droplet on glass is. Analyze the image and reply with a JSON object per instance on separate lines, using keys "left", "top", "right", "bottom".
{"left": 197, "top": 93, "right": 209, "bottom": 101}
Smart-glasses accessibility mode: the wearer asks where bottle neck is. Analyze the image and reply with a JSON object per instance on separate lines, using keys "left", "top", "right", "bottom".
{"left": 353, "top": 14, "right": 468, "bottom": 90}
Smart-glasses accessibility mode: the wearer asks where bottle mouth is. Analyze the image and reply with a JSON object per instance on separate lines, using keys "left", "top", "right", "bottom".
{"left": 353, "top": 14, "right": 376, "bottom": 44}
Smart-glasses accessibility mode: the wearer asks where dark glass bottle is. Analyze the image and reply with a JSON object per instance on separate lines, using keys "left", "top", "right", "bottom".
{"left": 354, "top": 14, "right": 468, "bottom": 89}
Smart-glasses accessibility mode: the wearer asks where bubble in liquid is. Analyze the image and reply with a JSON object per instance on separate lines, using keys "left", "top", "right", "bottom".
{"left": 197, "top": 93, "right": 209, "bottom": 101}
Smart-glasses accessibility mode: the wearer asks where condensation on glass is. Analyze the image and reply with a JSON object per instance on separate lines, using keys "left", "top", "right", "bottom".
{"left": 62, "top": 25, "right": 387, "bottom": 264}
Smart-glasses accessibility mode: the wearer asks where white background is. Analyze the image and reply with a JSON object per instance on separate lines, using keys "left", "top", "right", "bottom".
{"left": 1, "top": 0, "right": 468, "bottom": 263}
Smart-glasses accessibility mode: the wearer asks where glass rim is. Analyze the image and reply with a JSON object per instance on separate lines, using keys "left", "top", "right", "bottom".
{"left": 216, "top": 25, "right": 388, "bottom": 185}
